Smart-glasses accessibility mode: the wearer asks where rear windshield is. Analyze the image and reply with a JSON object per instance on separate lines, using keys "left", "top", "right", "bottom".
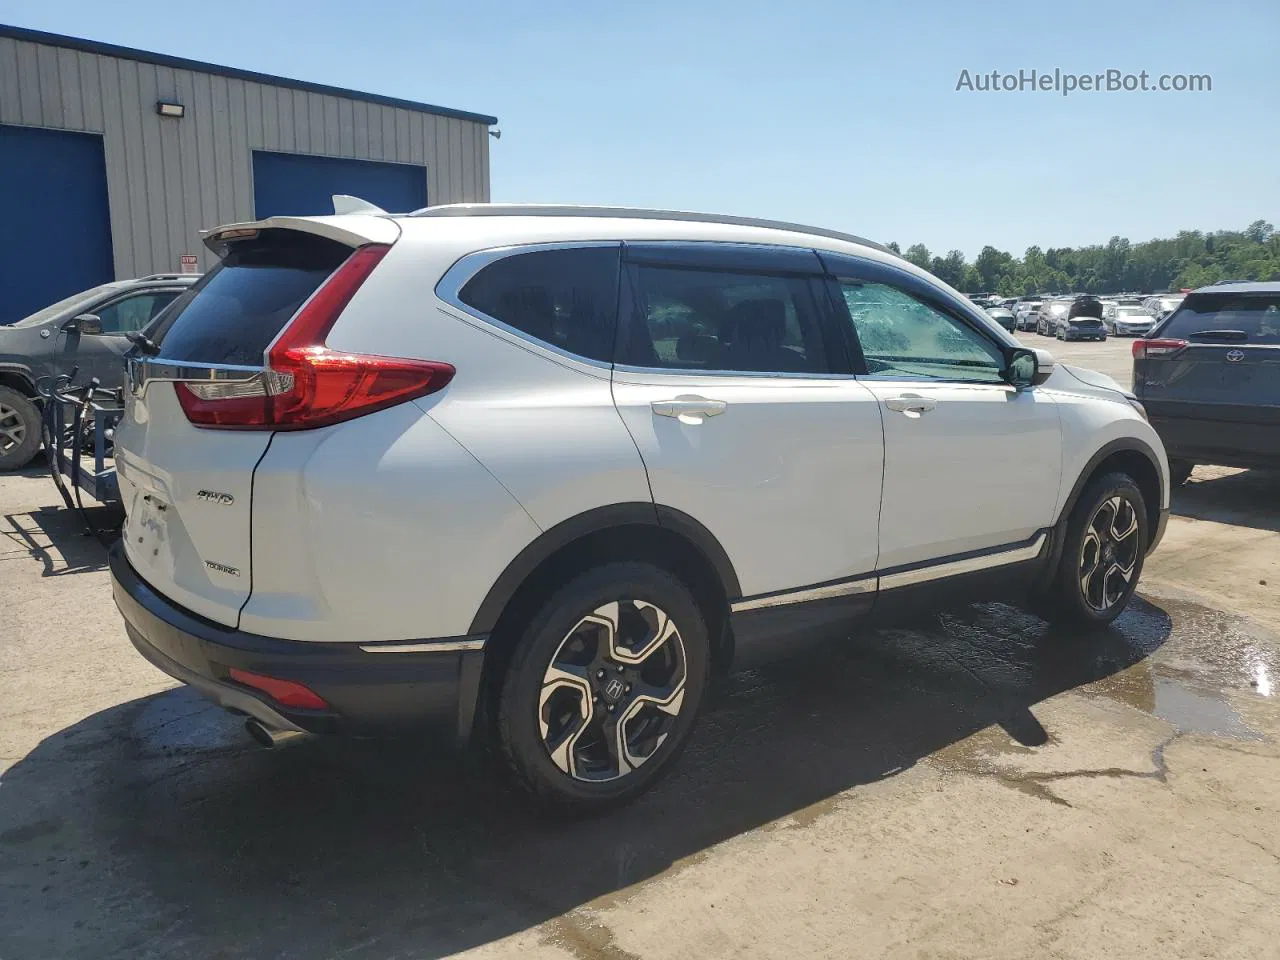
{"left": 1160, "top": 293, "right": 1280, "bottom": 345}
{"left": 150, "top": 230, "right": 352, "bottom": 365}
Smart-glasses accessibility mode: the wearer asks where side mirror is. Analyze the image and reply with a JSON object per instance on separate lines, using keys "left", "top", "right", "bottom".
{"left": 1004, "top": 347, "right": 1039, "bottom": 388}
{"left": 66, "top": 313, "right": 104, "bottom": 335}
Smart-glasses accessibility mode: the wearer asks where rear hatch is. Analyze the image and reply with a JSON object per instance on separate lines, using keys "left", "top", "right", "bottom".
{"left": 115, "top": 215, "right": 400, "bottom": 626}
{"left": 1133, "top": 289, "right": 1280, "bottom": 459}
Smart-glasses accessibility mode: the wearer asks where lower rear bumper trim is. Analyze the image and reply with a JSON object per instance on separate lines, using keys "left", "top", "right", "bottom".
{"left": 109, "top": 542, "right": 487, "bottom": 742}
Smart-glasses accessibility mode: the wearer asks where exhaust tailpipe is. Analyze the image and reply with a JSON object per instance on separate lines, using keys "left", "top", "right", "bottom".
{"left": 244, "top": 718, "right": 309, "bottom": 749}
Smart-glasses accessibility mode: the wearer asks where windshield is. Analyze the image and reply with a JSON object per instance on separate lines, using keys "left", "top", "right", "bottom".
{"left": 1117, "top": 307, "right": 1150, "bottom": 318}
{"left": 1161, "top": 293, "right": 1280, "bottom": 344}
{"left": 10, "top": 283, "right": 121, "bottom": 328}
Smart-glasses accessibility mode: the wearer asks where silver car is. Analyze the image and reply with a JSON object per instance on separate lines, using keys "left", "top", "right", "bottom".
{"left": 1104, "top": 304, "right": 1157, "bottom": 336}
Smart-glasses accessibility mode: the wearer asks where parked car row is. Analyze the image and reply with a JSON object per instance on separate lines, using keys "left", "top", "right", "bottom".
{"left": 975, "top": 292, "right": 1186, "bottom": 345}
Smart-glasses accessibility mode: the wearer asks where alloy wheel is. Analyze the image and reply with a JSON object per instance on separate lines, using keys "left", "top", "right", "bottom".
{"left": 1079, "top": 495, "right": 1140, "bottom": 613}
{"left": 538, "top": 599, "right": 687, "bottom": 782}
{"left": 0, "top": 402, "right": 27, "bottom": 455}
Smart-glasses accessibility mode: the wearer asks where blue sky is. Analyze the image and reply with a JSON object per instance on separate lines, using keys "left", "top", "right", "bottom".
{"left": 10, "top": 0, "right": 1278, "bottom": 258}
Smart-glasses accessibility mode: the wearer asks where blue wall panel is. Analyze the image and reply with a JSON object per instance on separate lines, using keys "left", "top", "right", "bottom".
{"left": 0, "top": 124, "right": 114, "bottom": 325}
{"left": 252, "top": 151, "right": 428, "bottom": 219}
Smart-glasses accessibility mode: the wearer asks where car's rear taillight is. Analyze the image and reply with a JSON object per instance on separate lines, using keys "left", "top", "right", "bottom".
{"left": 175, "top": 243, "right": 455, "bottom": 430}
{"left": 1132, "top": 338, "right": 1188, "bottom": 360}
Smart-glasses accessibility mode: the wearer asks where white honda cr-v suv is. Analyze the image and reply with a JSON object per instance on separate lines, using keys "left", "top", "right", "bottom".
{"left": 111, "top": 204, "right": 1168, "bottom": 811}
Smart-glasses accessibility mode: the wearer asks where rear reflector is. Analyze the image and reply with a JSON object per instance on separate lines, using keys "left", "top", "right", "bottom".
{"left": 1132, "top": 338, "right": 1188, "bottom": 360}
{"left": 228, "top": 668, "right": 328, "bottom": 710}
{"left": 176, "top": 243, "right": 455, "bottom": 430}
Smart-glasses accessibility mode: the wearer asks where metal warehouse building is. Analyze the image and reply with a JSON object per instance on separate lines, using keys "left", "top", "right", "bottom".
{"left": 0, "top": 24, "right": 497, "bottom": 324}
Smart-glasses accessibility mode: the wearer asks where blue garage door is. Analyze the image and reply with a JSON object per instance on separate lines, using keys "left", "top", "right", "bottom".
{"left": 0, "top": 125, "right": 114, "bottom": 325}
{"left": 252, "top": 151, "right": 428, "bottom": 219}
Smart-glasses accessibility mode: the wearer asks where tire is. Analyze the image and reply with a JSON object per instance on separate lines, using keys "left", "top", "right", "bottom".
{"left": 1168, "top": 459, "right": 1194, "bottom": 487}
{"left": 1037, "top": 472, "right": 1148, "bottom": 627}
{"left": 495, "top": 561, "right": 711, "bottom": 813}
{"left": 0, "top": 386, "right": 41, "bottom": 471}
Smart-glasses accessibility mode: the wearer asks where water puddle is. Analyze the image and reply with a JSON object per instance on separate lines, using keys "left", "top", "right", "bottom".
{"left": 1148, "top": 675, "right": 1261, "bottom": 740}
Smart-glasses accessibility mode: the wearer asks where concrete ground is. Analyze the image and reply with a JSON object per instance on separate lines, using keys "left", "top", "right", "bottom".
{"left": 2, "top": 334, "right": 1278, "bottom": 960}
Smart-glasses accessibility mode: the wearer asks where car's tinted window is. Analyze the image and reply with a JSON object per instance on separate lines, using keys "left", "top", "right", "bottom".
{"left": 620, "top": 265, "right": 828, "bottom": 373}
{"left": 459, "top": 247, "right": 620, "bottom": 363}
{"left": 96, "top": 291, "right": 180, "bottom": 335}
{"left": 838, "top": 280, "right": 1004, "bottom": 382}
{"left": 1161, "top": 293, "right": 1280, "bottom": 344}
{"left": 151, "top": 231, "right": 352, "bottom": 365}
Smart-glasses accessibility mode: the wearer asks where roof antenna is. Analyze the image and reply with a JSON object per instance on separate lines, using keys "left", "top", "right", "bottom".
{"left": 332, "top": 195, "right": 388, "bottom": 215}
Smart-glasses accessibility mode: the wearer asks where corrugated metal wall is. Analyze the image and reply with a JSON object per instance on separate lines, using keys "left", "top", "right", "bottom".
{"left": 0, "top": 35, "right": 491, "bottom": 277}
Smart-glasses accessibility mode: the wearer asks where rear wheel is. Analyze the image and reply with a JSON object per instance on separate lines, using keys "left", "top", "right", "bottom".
{"left": 1037, "top": 472, "right": 1148, "bottom": 627}
{"left": 1168, "top": 459, "right": 1194, "bottom": 487}
{"left": 0, "top": 387, "right": 41, "bottom": 471}
{"left": 495, "top": 562, "right": 710, "bottom": 813}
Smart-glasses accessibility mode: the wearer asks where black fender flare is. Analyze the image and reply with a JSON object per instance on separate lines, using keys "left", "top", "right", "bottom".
{"left": 0, "top": 364, "right": 39, "bottom": 398}
{"left": 1038, "top": 437, "right": 1166, "bottom": 589}
{"left": 467, "top": 502, "right": 741, "bottom": 636}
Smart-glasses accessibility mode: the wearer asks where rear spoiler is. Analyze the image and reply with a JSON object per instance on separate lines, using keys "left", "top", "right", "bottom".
{"left": 201, "top": 213, "right": 399, "bottom": 255}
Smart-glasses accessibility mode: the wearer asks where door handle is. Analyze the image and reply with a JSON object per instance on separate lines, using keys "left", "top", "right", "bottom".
{"left": 651, "top": 396, "right": 728, "bottom": 422}
{"left": 884, "top": 394, "right": 937, "bottom": 418}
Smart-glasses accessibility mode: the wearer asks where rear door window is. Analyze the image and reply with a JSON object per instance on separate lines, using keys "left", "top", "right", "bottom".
{"left": 151, "top": 230, "right": 353, "bottom": 365}
{"left": 619, "top": 264, "right": 830, "bottom": 374}
{"left": 1160, "top": 293, "right": 1280, "bottom": 344}
{"left": 458, "top": 247, "right": 620, "bottom": 363}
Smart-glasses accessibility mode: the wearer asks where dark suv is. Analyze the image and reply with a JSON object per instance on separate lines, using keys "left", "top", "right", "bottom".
{"left": 1133, "top": 282, "right": 1280, "bottom": 484}
{"left": 0, "top": 274, "right": 197, "bottom": 469}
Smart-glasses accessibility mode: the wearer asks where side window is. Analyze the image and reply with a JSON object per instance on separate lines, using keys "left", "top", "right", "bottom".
{"left": 96, "top": 292, "right": 180, "bottom": 335}
{"left": 838, "top": 280, "right": 1004, "bottom": 382}
{"left": 621, "top": 265, "right": 828, "bottom": 374}
{"left": 458, "top": 247, "right": 619, "bottom": 362}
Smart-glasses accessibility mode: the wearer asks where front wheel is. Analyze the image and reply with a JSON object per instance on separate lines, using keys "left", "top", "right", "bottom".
{"left": 1037, "top": 472, "right": 1148, "bottom": 627}
{"left": 495, "top": 562, "right": 710, "bottom": 813}
{"left": 0, "top": 386, "right": 41, "bottom": 471}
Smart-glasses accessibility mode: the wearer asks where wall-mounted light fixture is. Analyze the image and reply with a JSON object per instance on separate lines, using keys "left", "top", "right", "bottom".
{"left": 488, "top": 127, "right": 501, "bottom": 139}
{"left": 156, "top": 100, "right": 185, "bottom": 119}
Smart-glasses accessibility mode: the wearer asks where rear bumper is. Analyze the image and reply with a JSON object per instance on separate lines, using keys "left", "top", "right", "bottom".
{"left": 109, "top": 543, "right": 487, "bottom": 742}
{"left": 1147, "top": 409, "right": 1280, "bottom": 470}
{"left": 1063, "top": 326, "right": 1105, "bottom": 340}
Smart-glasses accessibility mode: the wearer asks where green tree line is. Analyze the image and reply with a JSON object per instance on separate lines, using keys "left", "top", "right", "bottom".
{"left": 886, "top": 220, "right": 1280, "bottom": 296}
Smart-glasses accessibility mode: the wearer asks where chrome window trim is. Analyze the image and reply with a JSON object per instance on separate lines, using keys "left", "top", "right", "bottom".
{"left": 435, "top": 240, "right": 857, "bottom": 381}
{"left": 433, "top": 240, "right": 622, "bottom": 376}
{"left": 730, "top": 532, "right": 1048, "bottom": 612}
{"left": 612, "top": 364, "right": 857, "bottom": 382}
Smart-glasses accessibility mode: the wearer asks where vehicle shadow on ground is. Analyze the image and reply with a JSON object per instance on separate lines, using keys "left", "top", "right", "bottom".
{"left": 1, "top": 450, "right": 122, "bottom": 575}
{"left": 1171, "top": 468, "right": 1280, "bottom": 534}
{"left": 0, "top": 599, "right": 1172, "bottom": 959}
{"left": 0, "top": 503, "right": 120, "bottom": 576}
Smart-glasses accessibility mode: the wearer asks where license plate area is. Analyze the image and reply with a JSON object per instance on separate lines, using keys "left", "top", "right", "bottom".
{"left": 125, "top": 492, "right": 172, "bottom": 573}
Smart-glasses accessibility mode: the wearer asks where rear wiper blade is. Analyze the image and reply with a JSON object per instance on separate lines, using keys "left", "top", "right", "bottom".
{"left": 1188, "top": 329, "right": 1248, "bottom": 342}
{"left": 126, "top": 330, "right": 162, "bottom": 355}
